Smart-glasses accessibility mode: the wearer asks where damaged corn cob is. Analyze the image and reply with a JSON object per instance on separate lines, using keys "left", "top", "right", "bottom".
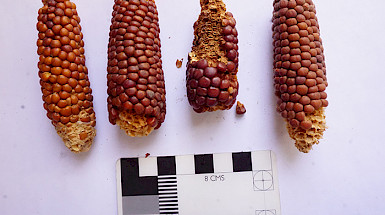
{"left": 186, "top": 0, "right": 239, "bottom": 113}
{"left": 36, "top": 0, "right": 96, "bottom": 152}
{"left": 107, "top": 0, "right": 166, "bottom": 136}
{"left": 272, "top": 0, "right": 328, "bottom": 152}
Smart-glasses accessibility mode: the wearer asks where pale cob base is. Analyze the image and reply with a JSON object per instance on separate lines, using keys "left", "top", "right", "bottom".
{"left": 116, "top": 112, "right": 154, "bottom": 137}
{"left": 286, "top": 108, "right": 326, "bottom": 153}
{"left": 55, "top": 111, "right": 96, "bottom": 153}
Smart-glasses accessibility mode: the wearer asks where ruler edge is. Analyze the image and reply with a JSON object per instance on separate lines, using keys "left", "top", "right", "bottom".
{"left": 270, "top": 150, "right": 282, "bottom": 215}
{"left": 116, "top": 159, "right": 123, "bottom": 215}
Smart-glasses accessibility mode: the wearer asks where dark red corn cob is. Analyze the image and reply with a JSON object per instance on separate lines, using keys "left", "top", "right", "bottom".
{"left": 186, "top": 0, "right": 239, "bottom": 113}
{"left": 107, "top": 0, "right": 166, "bottom": 136}
{"left": 272, "top": 0, "right": 328, "bottom": 152}
{"left": 37, "top": 0, "right": 96, "bottom": 153}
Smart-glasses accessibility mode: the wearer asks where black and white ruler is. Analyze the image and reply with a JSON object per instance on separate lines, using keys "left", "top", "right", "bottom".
{"left": 116, "top": 151, "right": 281, "bottom": 215}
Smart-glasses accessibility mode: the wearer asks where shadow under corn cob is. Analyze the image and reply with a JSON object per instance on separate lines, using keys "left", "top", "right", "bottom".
{"left": 107, "top": 0, "right": 166, "bottom": 136}
{"left": 36, "top": 0, "right": 96, "bottom": 152}
{"left": 272, "top": 0, "right": 328, "bottom": 153}
{"left": 186, "top": 0, "right": 239, "bottom": 113}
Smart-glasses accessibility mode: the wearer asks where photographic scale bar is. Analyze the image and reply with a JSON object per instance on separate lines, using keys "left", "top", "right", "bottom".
{"left": 117, "top": 150, "right": 281, "bottom": 215}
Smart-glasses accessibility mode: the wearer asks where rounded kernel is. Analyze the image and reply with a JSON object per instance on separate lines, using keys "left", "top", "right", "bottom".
{"left": 310, "top": 99, "right": 322, "bottom": 109}
{"left": 207, "top": 87, "right": 220, "bottom": 98}
{"left": 218, "top": 91, "right": 230, "bottom": 102}
{"left": 321, "top": 99, "right": 329, "bottom": 107}
{"left": 289, "top": 119, "right": 299, "bottom": 127}
{"left": 227, "top": 50, "right": 237, "bottom": 60}
{"left": 286, "top": 9, "right": 297, "bottom": 18}
{"left": 295, "top": 111, "right": 305, "bottom": 121}
{"left": 206, "top": 98, "right": 218, "bottom": 107}
{"left": 223, "top": 26, "right": 232, "bottom": 35}
{"left": 197, "top": 59, "right": 208, "bottom": 69}
{"left": 299, "top": 96, "right": 311, "bottom": 105}
{"left": 198, "top": 77, "right": 210, "bottom": 88}
{"left": 227, "top": 62, "right": 236, "bottom": 73}
{"left": 296, "top": 85, "right": 308, "bottom": 95}
{"left": 293, "top": 103, "right": 303, "bottom": 112}
{"left": 210, "top": 77, "right": 221, "bottom": 88}
{"left": 300, "top": 120, "right": 312, "bottom": 130}
{"left": 204, "top": 67, "right": 217, "bottom": 78}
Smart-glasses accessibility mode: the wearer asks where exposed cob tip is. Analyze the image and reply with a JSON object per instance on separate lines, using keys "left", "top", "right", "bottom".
{"left": 54, "top": 110, "right": 96, "bottom": 153}
{"left": 286, "top": 108, "right": 326, "bottom": 153}
{"left": 116, "top": 111, "right": 155, "bottom": 137}
{"left": 55, "top": 121, "right": 96, "bottom": 153}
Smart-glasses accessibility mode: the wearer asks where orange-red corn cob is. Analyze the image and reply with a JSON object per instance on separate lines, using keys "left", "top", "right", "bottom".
{"left": 37, "top": 0, "right": 96, "bottom": 152}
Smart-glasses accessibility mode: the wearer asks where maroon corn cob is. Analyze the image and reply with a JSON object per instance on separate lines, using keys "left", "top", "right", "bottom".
{"left": 186, "top": 0, "right": 239, "bottom": 113}
{"left": 272, "top": 0, "right": 328, "bottom": 152}
{"left": 107, "top": 0, "right": 166, "bottom": 136}
{"left": 36, "top": 0, "right": 96, "bottom": 152}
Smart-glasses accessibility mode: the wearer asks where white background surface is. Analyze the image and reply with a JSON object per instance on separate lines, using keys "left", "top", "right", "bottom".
{"left": 0, "top": 0, "right": 384, "bottom": 214}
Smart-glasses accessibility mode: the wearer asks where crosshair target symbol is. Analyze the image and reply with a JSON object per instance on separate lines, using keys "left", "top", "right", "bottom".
{"left": 255, "top": 209, "right": 276, "bottom": 215}
{"left": 253, "top": 170, "right": 273, "bottom": 191}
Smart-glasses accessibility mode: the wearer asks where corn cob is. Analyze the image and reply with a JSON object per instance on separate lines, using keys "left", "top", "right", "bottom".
{"left": 107, "top": 0, "right": 166, "bottom": 136}
{"left": 186, "top": 0, "right": 239, "bottom": 113}
{"left": 272, "top": 0, "right": 328, "bottom": 153}
{"left": 36, "top": 0, "right": 96, "bottom": 152}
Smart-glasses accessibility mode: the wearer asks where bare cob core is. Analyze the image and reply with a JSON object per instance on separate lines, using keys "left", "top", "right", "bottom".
{"left": 37, "top": 0, "right": 96, "bottom": 153}
{"left": 272, "top": 0, "right": 328, "bottom": 153}
{"left": 186, "top": 0, "right": 239, "bottom": 113}
{"left": 107, "top": 0, "right": 166, "bottom": 136}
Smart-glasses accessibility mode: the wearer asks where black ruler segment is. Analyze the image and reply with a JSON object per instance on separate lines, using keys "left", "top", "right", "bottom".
{"left": 159, "top": 199, "right": 178, "bottom": 202}
{"left": 194, "top": 154, "right": 214, "bottom": 174}
{"left": 159, "top": 204, "right": 179, "bottom": 207}
{"left": 158, "top": 180, "right": 177, "bottom": 184}
{"left": 158, "top": 184, "right": 177, "bottom": 187}
{"left": 159, "top": 196, "right": 178, "bottom": 199}
{"left": 120, "top": 158, "right": 158, "bottom": 196}
{"left": 157, "top": 156, "right": 176, "bottom": 176}
{"left": 159, "top": 188, "right": 177, "bottom": 191}
{"left": 232, "top": 152, "right": 252, "bottom": 172}
{"left": 160, "top": 207, "right": 179, "bottom": 211}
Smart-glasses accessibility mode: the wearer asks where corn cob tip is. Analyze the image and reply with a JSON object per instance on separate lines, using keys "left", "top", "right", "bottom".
{"left": 55, "top": 121, "right": 96, "bottom": 153}
{"left": 286, "top": 108, "right": 326, "bottom": 153}
{"left": 200, "top": 0, "right": 226, "bottom": 7}
{"left": 116, "top": 111, "right": 155, "bottom": 137}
